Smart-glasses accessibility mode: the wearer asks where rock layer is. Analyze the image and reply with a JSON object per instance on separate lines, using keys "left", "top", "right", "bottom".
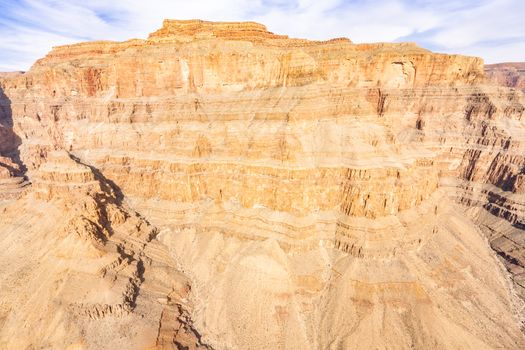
{"left": 0, "top": 20, "right": 525, "bottom": 349}
{"left": 486, "top": 62, "right": 525, "bottom": 92}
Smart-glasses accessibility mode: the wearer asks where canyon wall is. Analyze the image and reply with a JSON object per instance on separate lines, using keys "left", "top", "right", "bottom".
{"left": 1, "top": 19, "right": 525, "bottom": 349}
{"left": 486, "top": 62, "right": 525, "bottom": 92}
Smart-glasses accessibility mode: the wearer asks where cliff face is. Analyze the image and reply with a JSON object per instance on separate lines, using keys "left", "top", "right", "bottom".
{"left": 486, "top": 62, "right": 525, "bottom": 92}
{"left": 1, "top": 19, "right": 525, "bottom": 349}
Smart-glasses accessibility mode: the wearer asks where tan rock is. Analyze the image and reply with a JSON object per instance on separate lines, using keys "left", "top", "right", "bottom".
{"left": 0, "top": 19, "right": 525, "bottom": 349}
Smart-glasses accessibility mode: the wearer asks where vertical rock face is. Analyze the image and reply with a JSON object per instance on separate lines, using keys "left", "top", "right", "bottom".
{"left": 0, "top": 72, "right": 28, "bottom": 201}
{"left": 486, "top": 62, "right": 525, "bottom": 92}
{"left": 0, "top": 19, "right": 525, "bottom": 349}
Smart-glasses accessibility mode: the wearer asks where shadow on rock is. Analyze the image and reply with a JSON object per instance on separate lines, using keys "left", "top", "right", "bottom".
{"left": 0, "top": 83, "right": 26, "bottom": 176}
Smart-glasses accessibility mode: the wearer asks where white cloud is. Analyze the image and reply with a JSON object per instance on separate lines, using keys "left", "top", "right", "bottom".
{"left": 423, "top": 0, "right": 525, "bottom": 48}
{"left": 0, "top": 0, "right": 523, "bottom": 71}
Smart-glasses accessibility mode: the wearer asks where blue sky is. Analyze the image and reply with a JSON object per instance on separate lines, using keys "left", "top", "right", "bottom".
{"left": 0, "top": 0, "right": 524, "bottom": 71}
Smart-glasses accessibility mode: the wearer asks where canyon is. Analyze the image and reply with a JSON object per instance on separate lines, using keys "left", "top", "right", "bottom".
{"left": 486, "top": 63, "right": 525, "bottom": 92}
{"left": 1, "top": 19, "right": 525, "bottom": 349}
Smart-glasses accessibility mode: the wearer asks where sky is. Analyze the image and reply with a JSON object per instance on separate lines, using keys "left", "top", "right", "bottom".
{"left": 0, "top": 0, "right": 524, "bottom": 71}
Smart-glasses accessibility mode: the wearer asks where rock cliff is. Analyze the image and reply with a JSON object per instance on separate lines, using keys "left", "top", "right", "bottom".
{"left": 486, "top": 62, "right": 525, "bottom": 92}
{"left": 1, "top": 19, "right": 525, "bottom": 349}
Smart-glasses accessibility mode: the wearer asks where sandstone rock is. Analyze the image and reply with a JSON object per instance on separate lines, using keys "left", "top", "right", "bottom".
{"left": 486, "top": 62, "right": 525, "bottom": 92}
{"left": 0, "top": 19, "right": 525, "bottom": 349}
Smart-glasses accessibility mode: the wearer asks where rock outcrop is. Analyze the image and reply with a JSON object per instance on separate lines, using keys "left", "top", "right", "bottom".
{"left": 1, "top": 19, "right": 525, "bottom": 349}
{"left": 486, "top": 62, "right": 525, "bottom": 92}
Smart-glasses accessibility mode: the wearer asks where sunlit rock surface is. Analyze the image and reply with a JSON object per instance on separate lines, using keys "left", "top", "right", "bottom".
{"left": 0, "top": 20, "right": 525, "bottom": 349}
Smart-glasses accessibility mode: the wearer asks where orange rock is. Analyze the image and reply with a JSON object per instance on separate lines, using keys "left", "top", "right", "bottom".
{"left": 0, "top": 19, "right": 524, "bottom": 350}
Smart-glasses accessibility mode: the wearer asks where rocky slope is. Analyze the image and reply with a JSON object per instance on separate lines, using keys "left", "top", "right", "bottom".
{"left": 486, "top": 62, "right": 525, "bottom": 92}
{"left": 1, "top": 19, "right": 525, "bottom": 349}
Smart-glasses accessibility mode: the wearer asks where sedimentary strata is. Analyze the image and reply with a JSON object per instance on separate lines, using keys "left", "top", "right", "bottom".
{"left": 0, "top": 19, "right": 525, "bottom": 349}
{"left": 486, "top": 62, "right": 525, "bottom": 92}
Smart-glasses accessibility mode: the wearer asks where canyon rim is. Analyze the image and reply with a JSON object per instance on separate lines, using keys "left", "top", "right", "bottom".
{"left": 1, "top": 19, "right": 525, "bottom": 349}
